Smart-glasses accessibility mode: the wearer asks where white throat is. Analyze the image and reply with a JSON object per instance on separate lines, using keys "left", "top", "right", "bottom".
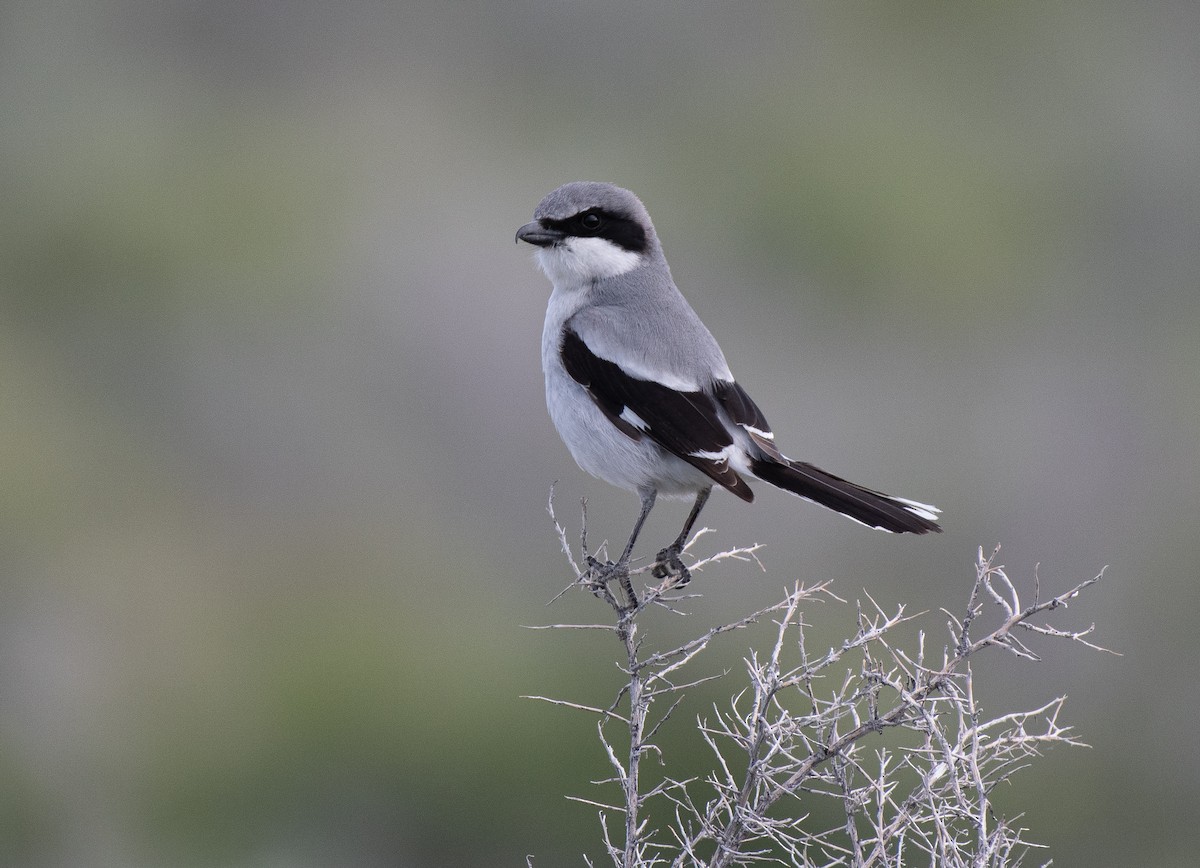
{"left": 535, "top": 237, "right": 642, "bottom": 286}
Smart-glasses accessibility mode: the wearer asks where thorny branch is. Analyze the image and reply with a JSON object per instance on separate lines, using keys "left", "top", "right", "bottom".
{"left": 530, "top": 490, "right": 1112, "bottom": 867}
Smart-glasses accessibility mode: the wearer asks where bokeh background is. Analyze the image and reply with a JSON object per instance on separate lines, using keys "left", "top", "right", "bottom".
{"left": 2, "top": 1, "right": 1198, "bottom": 865}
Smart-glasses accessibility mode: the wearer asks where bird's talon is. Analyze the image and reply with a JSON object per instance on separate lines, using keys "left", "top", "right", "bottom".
{"left": 585, "top": 558, "right": 618, "bottom": 583}
{"left": 582, "top": 558, "right": 640, "bottom": 608}
{"left": 653, "top": 544, "right": 685, "bottom": 579}
{"left": 652, "top": 558, "right": 692, "bottom": 593}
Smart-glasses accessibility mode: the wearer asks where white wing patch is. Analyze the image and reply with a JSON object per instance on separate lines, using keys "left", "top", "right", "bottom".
{"left": 613, "top": 361, "right": 698, "bottom": 393}
{"left": 619, "top": 406, "right": 649, "bottom": 431}
{"left": 689, "top": 444, "right": 736, "bottom": 463}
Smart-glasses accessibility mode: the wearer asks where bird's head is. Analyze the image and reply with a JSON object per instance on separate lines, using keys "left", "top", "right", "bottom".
{"left": 516, "top": 182, "right": 658, "bottom": 286}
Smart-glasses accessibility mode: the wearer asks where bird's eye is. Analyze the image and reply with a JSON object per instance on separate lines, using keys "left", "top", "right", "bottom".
{"left": 579, "top": 212, "right": 603, "bottom": 232}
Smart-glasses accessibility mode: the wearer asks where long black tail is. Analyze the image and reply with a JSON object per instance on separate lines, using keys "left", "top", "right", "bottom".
{"left": 749, "top": 457, "right": 942, "bottom": 534}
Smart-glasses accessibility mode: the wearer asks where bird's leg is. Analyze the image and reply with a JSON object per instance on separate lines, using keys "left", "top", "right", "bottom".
{"left": 586, "top": 488, "right": 656, "bottom": 609}
{"left": 652, "top": 486, "right": 711, "bottom": 586}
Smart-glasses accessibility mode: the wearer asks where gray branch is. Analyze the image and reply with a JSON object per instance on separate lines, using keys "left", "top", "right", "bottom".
{"left": 532, "top": 492, "right": 1112, "bottom": 867}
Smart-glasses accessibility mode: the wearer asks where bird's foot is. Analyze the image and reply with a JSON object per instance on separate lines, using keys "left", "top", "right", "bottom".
{"left": 651, "top": 544, "right": 692, "bottom": 587}
{"left": 585, "top": 556, "right": 639, "bottom": 609}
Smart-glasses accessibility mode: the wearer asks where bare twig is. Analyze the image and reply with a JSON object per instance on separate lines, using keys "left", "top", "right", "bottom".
{"left": 531, "top": 492, "right": 1111, "bottom": 867}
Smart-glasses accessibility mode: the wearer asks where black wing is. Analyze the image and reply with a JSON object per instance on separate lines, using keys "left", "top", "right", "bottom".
{"left": 560, "top": 328, "right": 754, "bottom": 501}
{"left": 711, "top": 379, "right": 783, "bottom": 459}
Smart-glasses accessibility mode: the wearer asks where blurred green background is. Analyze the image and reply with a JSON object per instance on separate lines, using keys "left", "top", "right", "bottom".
{"left": 2, "top": 1, "right": 1197, "bottom": 865}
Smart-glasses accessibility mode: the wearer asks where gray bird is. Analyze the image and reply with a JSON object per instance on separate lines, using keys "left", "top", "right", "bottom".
{"left": 517, "top": 182, "right": 940, "bottom": 605}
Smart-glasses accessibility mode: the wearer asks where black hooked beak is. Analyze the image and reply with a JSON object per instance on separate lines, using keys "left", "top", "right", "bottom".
{"left": 515, "top": 221, "right": 565, "bottom": 247}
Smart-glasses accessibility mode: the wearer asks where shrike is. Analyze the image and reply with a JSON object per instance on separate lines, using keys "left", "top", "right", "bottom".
{"left": 517, "top": 181, "right": 940, "bottom": 604}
